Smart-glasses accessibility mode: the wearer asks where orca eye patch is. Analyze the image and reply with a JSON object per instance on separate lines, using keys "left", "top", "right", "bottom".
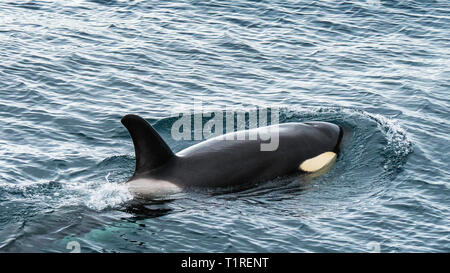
{"left": 299, "top": 152, "right": 337, "bottom": 173}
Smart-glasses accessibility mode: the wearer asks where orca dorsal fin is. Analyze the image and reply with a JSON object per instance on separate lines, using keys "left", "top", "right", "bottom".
{"left": 121, "top": 114, "right": 174, "bottom": 175}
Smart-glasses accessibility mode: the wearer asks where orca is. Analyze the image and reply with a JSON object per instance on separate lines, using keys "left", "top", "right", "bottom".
{"left": 121, "top": 114, "right": 343, "bottom": 198}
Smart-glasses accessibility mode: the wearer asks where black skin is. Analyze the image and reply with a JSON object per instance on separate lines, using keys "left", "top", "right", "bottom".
{"left": 122, "top": 114, "right": 343, "bottom": 188}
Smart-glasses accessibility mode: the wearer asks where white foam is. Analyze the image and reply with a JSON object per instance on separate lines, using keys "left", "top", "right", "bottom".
{"left": 365, "top": 112, "right": 413, "bottom": 157}
{"left": 83, "top": 173, "right": 133, "bottom": 210}
{"left": 62, "top": 173, "right": 134, "bottom": 211}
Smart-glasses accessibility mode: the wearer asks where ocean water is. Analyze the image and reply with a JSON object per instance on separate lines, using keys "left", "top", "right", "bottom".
{"left": 0, "top": 0, "right": 449, "bottom": 253}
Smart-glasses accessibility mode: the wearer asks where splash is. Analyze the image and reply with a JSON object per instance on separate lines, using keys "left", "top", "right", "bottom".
{"left": 366, "top": 112, "right": 413, "bottom": 157}
{"left": 364, "top": 112, "right": 413, "bottom": 172}
{"left": 83, "top": 173, "right": 133, "bottom": 211}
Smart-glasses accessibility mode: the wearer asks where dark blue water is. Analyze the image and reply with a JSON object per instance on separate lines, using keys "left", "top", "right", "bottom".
{"left": 0, "top": 0, "right": 449, "bottom": 252}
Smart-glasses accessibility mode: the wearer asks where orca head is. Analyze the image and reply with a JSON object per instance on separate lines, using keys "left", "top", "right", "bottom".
{"left": 304, "top": 121, "right": 344, "bottom": 153}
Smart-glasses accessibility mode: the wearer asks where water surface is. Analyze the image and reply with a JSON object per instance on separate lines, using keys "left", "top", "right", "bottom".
{"left": 0, "top": 0, "right": 449, "bottom": 252}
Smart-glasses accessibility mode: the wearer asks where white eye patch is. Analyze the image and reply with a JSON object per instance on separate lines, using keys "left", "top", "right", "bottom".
{"left": 299, "top": 152, "right": 337, "bottom": 173}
